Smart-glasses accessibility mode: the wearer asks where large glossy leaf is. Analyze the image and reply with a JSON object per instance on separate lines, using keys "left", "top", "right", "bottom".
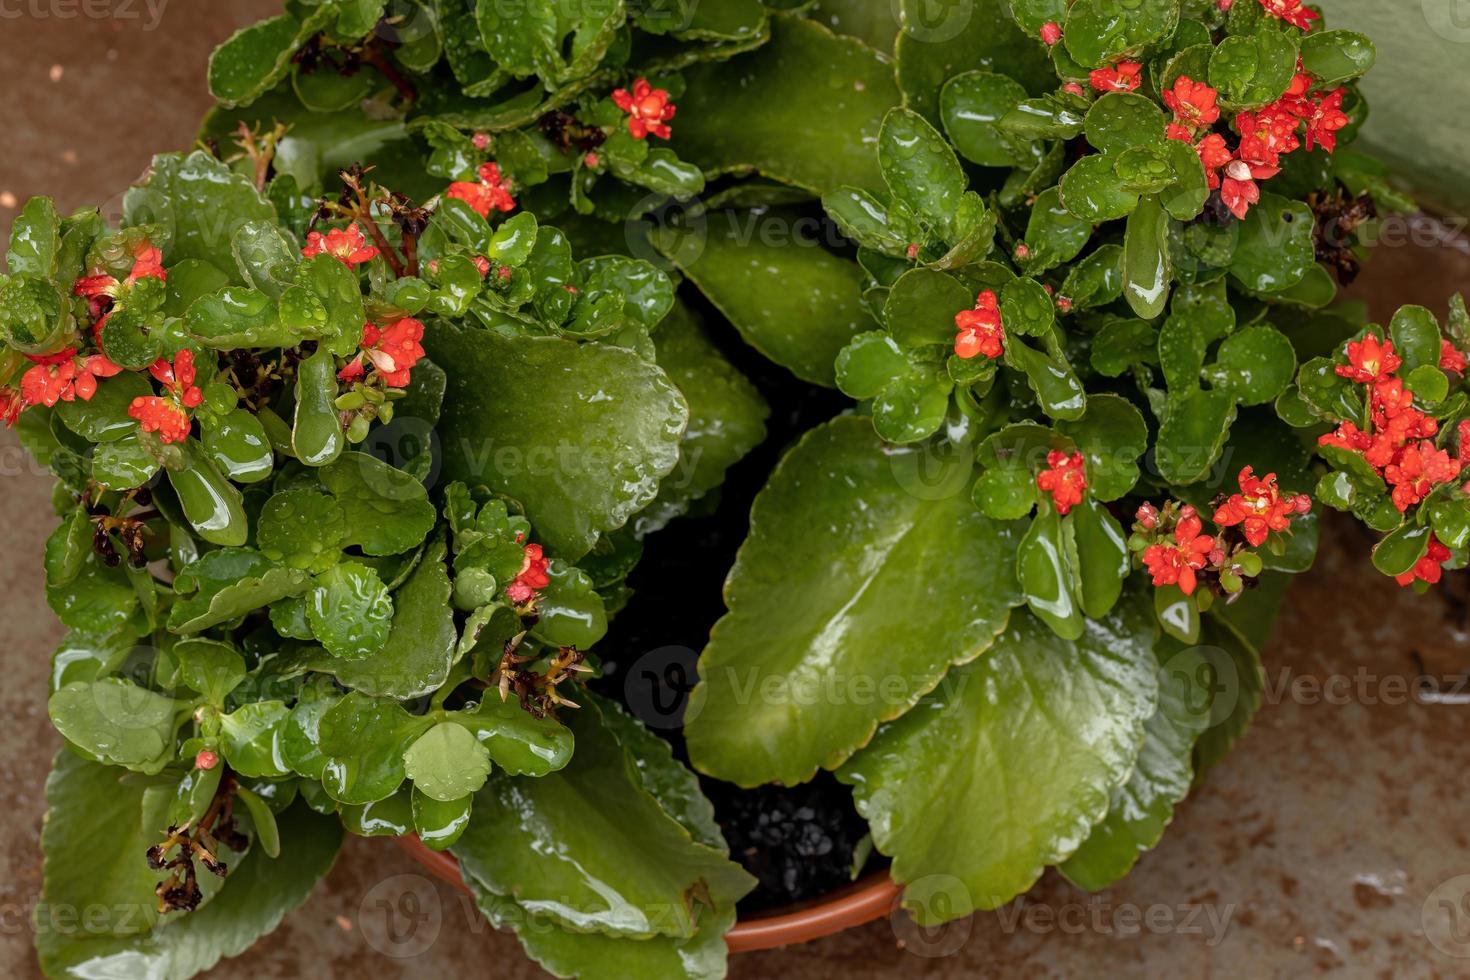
{"left": 837, "top": 594, "right": 1159, "bottom": 923}
{"left": 48, "top": 678, "right": 176, "bottom": 774}
{"left": 650, "top": 209, "right": 872, "bottom": 387}
{"left": 635, "top": 303, "right": 769, "bottom": 536}
{"left": 1059, "top": 641, "right": 1209, "bottom": 890}
{"left": 122, "top": 152, "right": 276, "bottom": 274}
{"left": 685, "top": 416, "right": 1024, "bottom": 787}
{"left": 895, "top": 0, "right": 1054, "bottom": 122}
{"left": 669, "top": 15, "right": 899, "bottom": 193}
{"left": 425, "top": 323, "right": 688, "bottom": 560}
{"left": 39, "top": 754, "right": 342, "bottom": 979}
{"left": 453, "top": 700, "right": 754, "bottom": 940}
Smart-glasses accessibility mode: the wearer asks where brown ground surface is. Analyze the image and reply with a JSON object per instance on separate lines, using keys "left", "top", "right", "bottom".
{"left": 2, "top": 5, "right": 1470, "bottom": 978}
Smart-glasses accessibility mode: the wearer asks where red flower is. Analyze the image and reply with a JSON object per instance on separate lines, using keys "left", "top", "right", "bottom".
{"left": 194, "top": 749, "right": 220, "bottom": 770}
{"left": 611, "top": 78, "right": 676, "bottom": 140}
{"left": 446, "top": 162, "right": 516, "bottom": 217}
{"left": 1040, "top": 449, "right": 1087, "bottom": 514}
{"left": 1336, "top": 334, "right": 1401, "bottom": 383}
{"left": 129, "top": 349, "right": 203, "bottom": 445}
{"left": 339, "top": 318, "right": 425, "bottom": 388}
{"left": 1212, "top": 466, "right": 1310, "bottom": 547}
{"left": 1384, "top": 440, "right": 1462, "bottom": 511}
{"left": 1274, "top": 70, "right": 1316, "bottom": 118}
{"left": 506, "top": 543, "right": 551, "bottom": 604}
{"left": 1141, "top": 505, "right": 1215, "bottom": 595}
{"left": 954, "top": 290, "right": 1004, "bottom": 360}
{"left": 1257, "top": 0, "right": 1320, "bottom": 30}
{"left": 0, "top": 388, "right": 20, "bottom": 427}
{"left": 1304, "top": 89, "right": 1349, "bottom": 153}
{"left": 1458, "top": 419, "right": 1470, "bottom": 465}
{"left": 1235, "top": 108, "right": 1301, "bottom": 165}
{"left": 1135, "top": 502, "right": 1160, "bottom": 530}
{"left": 1440, "top": 340, "right": 1467, "bottom": 375}
{"left": 1395, "top": 536, "right": 1452, "bottom": 587}
{"left": 20, "top": 348, "right": 122, "bottom": 407}
{"left": 1194, "top": 133, "right": 1233, "bottom": 189}
{"left": 1062, "top": 81, "right": 1086, "bottom": 98}
{"left": 1039, "top": 21, "right": 1062, "bottom": 45}
{"left": 1318, "top": 420, "right": 1372, "bottom": 454}
{"left": 303, "top": 223, "right": 379, "bottom": 267}
{"left": 1035, "top": 451, "right": 1088, "bottom": 515}
{"left": 1220, "top": 154, "right": 1281, "bottom": 220}
{"left": 1089, "top": 61, "right": 1142, "bottom": 93}
{"left": 1162, "top": 76, "right": 1220, "bottom": 131}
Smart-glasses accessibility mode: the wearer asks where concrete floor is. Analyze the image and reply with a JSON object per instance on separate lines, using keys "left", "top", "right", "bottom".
{"left": 2, "top": 5, "right": 1470, "bottom": 978}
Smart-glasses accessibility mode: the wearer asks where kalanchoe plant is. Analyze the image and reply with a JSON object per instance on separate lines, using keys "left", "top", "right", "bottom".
{"left": 13, "top": 1, "right": 1469, "bottom": 978}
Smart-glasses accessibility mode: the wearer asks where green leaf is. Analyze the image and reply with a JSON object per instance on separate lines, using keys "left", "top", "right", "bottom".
{"left": 1205, "top": 324, "right": 1297, "bottom": 404}
{"left": 1000, "top": 274, "right": 1056, "bottom": 337}
{"left": 822, "top": 187, "right": 925, "bottom": 253}
{"left": 637, "top": 303, "right": 769, "bottom": 536}
{"left": 201, "top": 408, "right": 274, "bottom": 484}
{"left": 316, "top": 536, "right": 457, "bottom": 699}
{"left": 872, "top": 366, "right": 954, "bottom": 444}
{"left": 426, "top": 324, "right": 688, "bottom": 560}
{"left": 1122, "top": 195, "right": 1172, "bottom": 319}
{"left": 449, "top": 694, "right": 574, "bottom": 777}
{"left": 1060, "top": 642, "right": 1209, "bottom": 889}
{"left": 48, "top": 678, "right": 177, "bottom": 773}
{"left": 319, "top": 452, "right": 437, "bottom": 556}
{"left": 1155, "top": 388, "right": 1237, "bottom": 484}
{"left": 8, "top": 195, "right": 59, "bottom": 277}
{"left": 1159, "top": 137, "right": 1209, "bottom": 221}
{"left": 836, "top": 331, "right": 911, "bottom": 399}
{"left": 257, "top": 488, "right": 347, "bottom": 572}
{"left": 837, "top": 595, "right": 1159, "bottom": 922}
{"left": 578, "top": 255, "right": 673, "bottom": 329}
{"left": 307, "top": 562, "right": 394, "bottom": 660}
{"left": 55, "top": 371, "right": 152, "bottom": 443}
{"left": 40, "top": 756, "right": 342, "bottom": 980}
{"left": 46, "top": 552, "right": 137, "bottom": 634}
{"left": 1299, "top": 29, "right": 1375, "bottom": 85}
{"left": 317, "top": 692, "right": 432, "bottom": 804}
{"left": 897, "top": 0, "right": 1054, "bottom": 122}
{"left": 885, "top": 267, "right": 973, "bottom": 348}
{"left": 972, "top": 464, "right": 1041, "bottom": 519}
{"left": 220, "top": 701, "right": 292, "bottom": 778}
{"left": 123, "top": 151, "right": 276, "bottom": 273}
{"left": 404, "top": 722, "right": 493, "bottom": 802}
{"left": 1090, "top": 318, "right": 1157, "bottom": 376}
{"left": 235, "top": 785, "right": 281, "bottom": 858}
{"left": 670, "top": 15, "right": 899, "bottom": 193}
{"left": 685, "top": 417, "right": 1023, "bottom": 787}
{"left": 1371, "top": 522, "right": 1431, "bottom": 578}
{"left": 169, "top": 548, "right": 311, "bottom": 633}
{"left": 879, "top": 107, "right": 967, "bottom": 233}
{"left": 1064, "top": 0, "right": 1180, "bottom": 68}
{"left": 940, "top": 70, "right": 1034, "bottom": 167}
{"left": 293, "top": 346, "right": 345, "bottom": 467}
{"left": 1018, "top": 502, "right": 1084, "bottom": 639}
{"left": 1068, "top": 496, "right": 1130, "bottom": 619}
{"left": 175, "top": 637, "right": 246, "bottom": 704}
{"left": 93, "top": 433, "right": 161, "bottom": 490}
{"left": 1154, "top": 582, "right": 1199, "bottom": 643}
{"left": 651, "top": 208, "right": 871, "bottom": 388}
{"left": 1389, "top": 305, "right": 1443, "bottom": 370}
{"left": 184, "top": 287, "right": 294, "bottom": 349}
{"left": 1003, "top": 334, "right": 1087, "bottom": 420}
{"left": 1229, "top": 193, "right": 1314, "bottom": 292}
{"left": 413, "top": 789, "right": 473, "bottom": 851}
{"left": 1209, "top": 27, "right": 1299, "bottom": 109}
{"left": 207, "top": 11, "right": 331, "bottom": 106}
{"left": 1059, "top": 154, "right": 1140, "bottom": 223}
{"left": 231, "top": 219, "right": 298, "bottom": 298}
{"left": 1085, "top": 93, "right": 1166, "bottom": 156}
{"left": 454, "top": 700, "right": 754, "bottom": 939}
{"left": 1019, "top": 187, "right": 1093, "bottom": 274}
{"left": 44, "top": 508, "right": 91, "bottom": 590}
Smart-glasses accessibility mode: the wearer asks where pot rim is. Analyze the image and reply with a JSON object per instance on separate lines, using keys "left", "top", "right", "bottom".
{"left": 394, "top": 835, "right": 901, "bottom": 953}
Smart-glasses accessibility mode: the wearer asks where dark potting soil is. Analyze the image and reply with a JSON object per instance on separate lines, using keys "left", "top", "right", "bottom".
{"left": 592, "top": 255, "right": 886, "bottom": 912}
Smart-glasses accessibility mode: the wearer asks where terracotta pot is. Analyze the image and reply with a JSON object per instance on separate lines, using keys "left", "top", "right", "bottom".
{"left": 394, "top": 836, "right": 902, "bottom": 953}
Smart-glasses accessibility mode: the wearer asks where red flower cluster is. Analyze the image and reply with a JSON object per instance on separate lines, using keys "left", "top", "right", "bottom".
{"left": 1166, "top": 66, "right": 1348, "bottom": 219}
{"left": 1090, "top": 60, "right": 1142, "bottom": 94}
{"left": 20, "top": 348, "right": 122, "bottom": 407}
{"left": 611, "top": 78, "right": 676, "bottom": 140}
{"left": 1397, "top": 536, "right": 1452, "bottom": 587}
{"left": 1141, "top": 505, "right": 1216, "bottom": 595}
{"left": 1319, "top": 334, "right": 1464, "bottom": 512}
{"left": 129, "top": 349, "right": 203, "bottom": 445}
{"left": 1036, "top": 451, "right": 1088, "bottom": 515}
{"left": 953, "top": 290, "right": 1004, "bottom": 360}
{"left": 1257, "top": 0, "right": 1319, "bottom": 30}
{"left": 74, "top": 241, "right": 168, "bottom": 348}
{"left": 302, "top": 223, "right": 379, "bottom": 267}
{"left": 338, "top": 317, "right": 425, "bottom": 388}
{"left": 446, "top": 162, "right": 516, "bottom": 217}
{"left": 506, "top": 543, "right": 551, "bottom": 604}
{"left": 1213, "top": 466, "right": 1312, "bottom": 547}
{"left": 1440, "top": 340, "right": 1467, "bottom": 375}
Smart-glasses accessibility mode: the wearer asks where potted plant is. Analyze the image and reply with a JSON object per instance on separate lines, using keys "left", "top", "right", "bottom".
{"left": 15, "top": 1, "right": 1468, "bottom": 978}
